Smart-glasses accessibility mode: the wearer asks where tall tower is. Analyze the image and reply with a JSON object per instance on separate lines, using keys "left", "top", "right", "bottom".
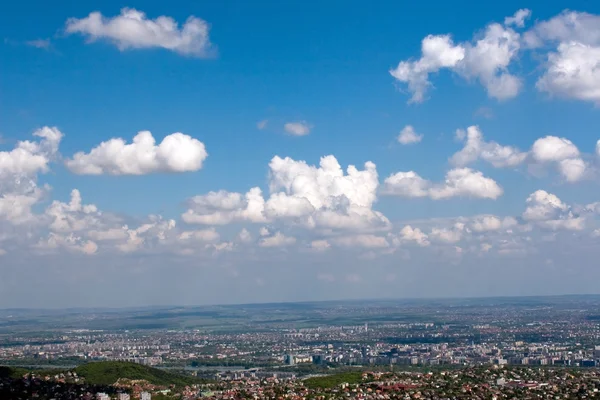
{"left": 364, "top": 323, "right": 368, "bottom": 333}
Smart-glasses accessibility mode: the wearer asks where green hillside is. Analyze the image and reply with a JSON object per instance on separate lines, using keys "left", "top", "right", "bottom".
{"left": 0, "top": 366, "right": 28, "bottom": 379}
{"left": 74, "top": 361, "right": 202, "bottom": 386}
{"left": 303, "top": 371, "right": 365, "bottom": 389}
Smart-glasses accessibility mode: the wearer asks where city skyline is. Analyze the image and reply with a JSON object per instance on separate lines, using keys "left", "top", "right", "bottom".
{"left": 2, "top": 0, "right": 600, "bottom": 307}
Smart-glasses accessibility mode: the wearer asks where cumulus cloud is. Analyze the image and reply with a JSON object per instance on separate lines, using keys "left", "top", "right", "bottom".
{"left": 390, "top": 34, "right": 465, "bottom": 103}
{"left": 182, "top": 188, "right": 267, "bottom": 225}
{"left": 0, "top": 127, "right": 63, "bottom": 224}
{"left": 65, "top": 8, "right": 213, "bottom": 56}
{"left": 397, "top": 125, "right": 423, "bottom": 145}
{"left": 469, "top": 215, "right": 518, "bottom": 232}
{"left": 333, "top": 234, "right": 389, "bottom": 249}
{"left": 310, "top": 240, "right": 331, "bottom": 251}
{"left": 258, "top": 232, "right": 296, "bottom": 248}
{"left": 384, "top": 168, "right": 503, "bottom": 200}
{"left": 522, "top": 190, "right": 584, "bottom": 230}
{"left": 504, "top": 9, "right": 532, "bottom": 28}
{"left": 0, "top": 126, "right": 62, "bottom": 178}
{"left": 45, "top": 189, "right": 102, "bottom": 233}
{"left": 390, "top": 12, "right": 523, "bottom": 102}
{"left": 184, "top": 155, "right": 390, "bottom": 232}
{"left": 451, "top": 126, "right": 527, "bottom": 168}
{"left": 283, "top": 121, "right": 311, "bottom": 136}
{"left": 429, "top": 223, "right": 465, "bottom": 244}
{"left": 530, "top": 136, "right": 586, "bottom": 182}
{"left": 396, "top": 225, "right": 430, "bottom": 246}
{"left": 66, "top": 131, "right": 207, "bottom": 175}
{"left": 524, "top": 11, "right": 600, "bottom": 104}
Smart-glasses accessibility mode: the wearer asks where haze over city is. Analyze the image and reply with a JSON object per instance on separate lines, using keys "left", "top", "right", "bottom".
{"left": 2, "top": 0, "right": 600, "bottom": 308}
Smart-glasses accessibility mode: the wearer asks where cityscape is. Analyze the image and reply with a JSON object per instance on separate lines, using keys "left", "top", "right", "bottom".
{"left": 2, "top": 296, "right": 600, "bottom": 398}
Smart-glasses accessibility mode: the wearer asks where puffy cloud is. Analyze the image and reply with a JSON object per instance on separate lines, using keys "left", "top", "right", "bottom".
{"left": 0, "top": 126, "right": 62, "bottom": 179}
{"left": 536, "top": 42, "right": 600, "bottom": 104}
{"left": 429, "top": 223, "right": 465, "bottom": 244}
{"left": 65, "top": 8, "right": 212, "bottom": 56}
{"left": 524, "top": 11, "right": 600, "bottom": 104}
{"left": 469, "top": 215, "right": 518, "bottom": 232}
{"left": 523, "top": 11, "right": 600, "bottom": 49}
{"left": 184, "top": 155, "right": 389, "bottom": 232}
{"left": 35, "top": 233, "right": 98, "bottom": 255}
{"left": 451, "top": 126, "right": 527, "bottom": 168}
{"left": 258, "top": 232, "right": 296, "bottom": 248}
{"left": 283, "top": 121, "right": 311, "bottom": 136}
{"left": 384, "top": 168, "right": 503, "bottom": 200}
{"left": 182, "top": 187, "right": 267, "bottom": 225}
{"left": 522, "top": 190, "right": 584, "bottom": 230}
{"left": 597, "top": 140, "right": 600, "bottom": 157}
{"left": 397, "top": 125, "right": 423, "bottom": 145}
{"left": 0, "top": 127, "right": 63, "bottom": 224}
{"left": 390, "top": 13, "right": 523, "bottom": 102}
{"left": 504, "top": 9, "right": 532, "bottom": 28}
{"left": 257, "top": 120, "right": 268, "bottom": 130}
{"left": 530, "top": 136, "right": 586, "bottom": 182}
{"left": 66, "top": 131, "right": 207, "bottom": 175}
{"left": 310, "top": 240, "right": 331, "bottom": 251}
{"left": 397, "top": 225, "right": 430, "bottom": 246}
{"left": 457, "top": 23, "right": 522, "bottom": 100}
{"left": 178, "top": 228, "right": 220, "bottom": 242}
{"left": 333, "top": 234, "right": 389, "bottom": 249}
{"left": 45, "top": 189, "right": 101, "bottom": 233}
{"left": 390, "top": 34, "right": 465, "bottom": 103}
{"left": 237, "top": 228, "right": 252, "bottom": 243}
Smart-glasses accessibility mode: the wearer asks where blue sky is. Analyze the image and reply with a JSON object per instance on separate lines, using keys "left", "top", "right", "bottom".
{"left": 1, "top": 0, "right": 600, "bottom": 307}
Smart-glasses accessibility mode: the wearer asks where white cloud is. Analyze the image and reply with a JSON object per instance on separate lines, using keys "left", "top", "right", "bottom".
{"left": 504, "top": 9, "right": 532, "bottom": 28}
{"left": 536, "top": 42, "right": 600, "bottom": 104}
{"left": 45, "top": 189, "right": 101, "bottom": 233}
{"left": 35, "top": 233, "right": 98, "bottom": 255}
{"left": 522, "top": 190, "right": 584, "bottom": 230}
{"left": 0, "top": 127, "right": 63, "bottom": 224}
{"left": 257, "top": 120, "right": 268, "bottom": 130}
{"left": 597, "top": 140, "right": 600, "bottom": 157}
{"left": 524, "top": 11, "right": 600, "bottom": 104}
{"left": 178, "top": 228, "right": 220, "bottom": 242}
{"left": 390, "top": 34, "right": 465, "bottom": 103}
{"left": 397, "top": 125, "right": 423, "bottom": 145}
{"left": 523, "top": 11, "right": 600, "bottom": 49}
{"left": 397, "top": 225, "right": 430, "bottom": 246}
{"left": 184, "top": 155, "right": 390, "bottom": 233}
{"left": 237, "top": 228, "right": 252, "bottom": 243}
{"left": 384, "top": 168, "right": 503, "bottom": 200}
{"left": 65, "top": 8, "right": 212, "bottom": 56}
{"left": 390, "top": 12, "right": 523, "bottom": 102}
{"left": 182, "top": 187, "right": 266, "bottom": 225}
{"left": 0, "top": 126, "right": 62, "bottom": 178}
{"left": 451, "top": 126, "right": 527, "bottom": 168}
{"left": 258, "top": 232, "right": 296, "bottom": 248}
{"left": 469, "top": 215, "right": 518, "bottom": 232}
{"left": 66, "top": 131, "right": 207, "bottom": 175}
{"left": 430, "top": 223, "right": 465, "bottom": 244}
{"left": 333, "top": 234, "right": 389, "bottom": 249}
{"left": 283, "top": 121, "right": 311, "bottom": 136}
{"left": 530, "top": 136, "right": 586, "bottom": 182}
{"left": 310, "top": 240, "right": 331, "bottom": 251}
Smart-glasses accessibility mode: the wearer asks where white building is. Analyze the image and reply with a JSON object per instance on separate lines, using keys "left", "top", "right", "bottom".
{"left": 141, "top": 392, "right": 152, "bottom": 400}
{"left": 97, "top": 394, "right": 110, "bottom": 400}
{"left": 118, "top": 394, "right": 130, "bottom": 400}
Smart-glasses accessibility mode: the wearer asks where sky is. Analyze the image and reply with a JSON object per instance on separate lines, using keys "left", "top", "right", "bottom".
{"left": 1, "top": 0, "right": 600, "bottom": 308}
